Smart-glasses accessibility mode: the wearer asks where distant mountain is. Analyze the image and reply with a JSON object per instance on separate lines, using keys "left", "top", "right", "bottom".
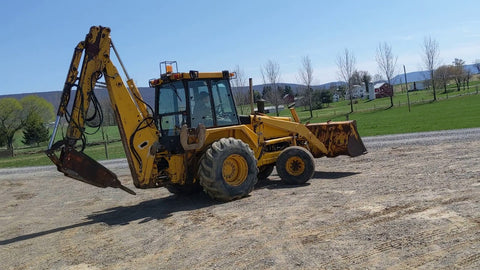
{"left": 0, "top": 87, "right": 156, "bottom": 112}
{"left": 391, "top": 64, "right": 479, "bottom": 84}
{"left": 0, "top": 91, "right": 64, "bottom": 109}
{"left": 1, "top": 64, "right": 478, "bottom": 105}
{"left": 247, "top": 81, "right": 345, "bottom": 94}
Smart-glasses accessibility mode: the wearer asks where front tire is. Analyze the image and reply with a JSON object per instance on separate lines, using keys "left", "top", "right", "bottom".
{"left": 198, "top": 138, "right": 258, "bottom": 202}
{"left": 276, "top": 146, "right": 315, "bottom": 185}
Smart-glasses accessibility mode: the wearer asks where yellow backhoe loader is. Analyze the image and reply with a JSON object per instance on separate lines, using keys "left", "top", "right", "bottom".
{"left": 46, "top": 26, "right": 367, "bottom": 201}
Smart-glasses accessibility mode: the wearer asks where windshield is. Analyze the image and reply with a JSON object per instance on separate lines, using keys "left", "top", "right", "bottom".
{"left": 157, "top": 81, "right": 186, "bottom": 136}
{"left": 188, "top": 79, "right": 239, "bottom": 128}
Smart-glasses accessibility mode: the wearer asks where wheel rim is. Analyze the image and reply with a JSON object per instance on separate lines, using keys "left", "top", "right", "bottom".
{"left": 222, "top": 154, "right": 248, "bottom": 186}
{"left": 285, "top": 156, "right": 305, "bottom": 176}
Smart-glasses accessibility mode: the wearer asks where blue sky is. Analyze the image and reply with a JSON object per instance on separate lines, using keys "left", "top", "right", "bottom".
{"left": 1, "top": 0, "right": 479, "bottom": 95}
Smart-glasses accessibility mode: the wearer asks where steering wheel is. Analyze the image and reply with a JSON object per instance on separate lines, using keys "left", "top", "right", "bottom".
{"left": 216, "top": 103, "right": 225, "bottom": 117}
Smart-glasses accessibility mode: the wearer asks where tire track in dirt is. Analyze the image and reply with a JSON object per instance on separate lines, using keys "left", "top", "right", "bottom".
{"left": 305, "top": 195, "right": 477, "bottom": 268}
{"left": 1, "top": 129, "right": 479, "bottom": 269}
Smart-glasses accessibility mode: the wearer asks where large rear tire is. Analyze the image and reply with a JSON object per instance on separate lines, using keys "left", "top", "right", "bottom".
{"left": 276, "top": 146, "right": 315, "bottom": 185}
{"left": 198, "top": 138, "right": 258, "bottom": 202}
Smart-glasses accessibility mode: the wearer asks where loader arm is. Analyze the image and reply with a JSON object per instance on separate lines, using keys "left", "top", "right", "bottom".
{"left": 46, "top": 26, "right": 159, "bottom": 194}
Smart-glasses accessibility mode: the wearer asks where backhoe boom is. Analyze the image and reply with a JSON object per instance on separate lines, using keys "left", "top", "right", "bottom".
{"left": 46, "top": 26, "right": 159, "bottom": 194}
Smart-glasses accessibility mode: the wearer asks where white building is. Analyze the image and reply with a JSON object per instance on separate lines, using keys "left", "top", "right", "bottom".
{"left": 345, "top": 85, "right": 367, "bottom": 100}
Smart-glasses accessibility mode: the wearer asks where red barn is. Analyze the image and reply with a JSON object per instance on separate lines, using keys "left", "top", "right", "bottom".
{"left": 374, "top": 82, "right": 393, "bottom": 98}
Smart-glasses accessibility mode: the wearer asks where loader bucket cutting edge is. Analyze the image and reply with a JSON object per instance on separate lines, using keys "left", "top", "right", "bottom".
{"left": 49, "top": 147, "right": 136, "bottom": 195}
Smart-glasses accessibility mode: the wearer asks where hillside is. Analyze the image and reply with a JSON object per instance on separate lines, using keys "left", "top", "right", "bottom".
{"left": 1, "top": 64, "right": 478, "bottom": 104}
{"left": 391, "top": 63, "right": 479, "bottom": 84}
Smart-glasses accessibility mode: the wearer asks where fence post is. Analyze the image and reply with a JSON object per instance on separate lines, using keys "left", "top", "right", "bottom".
{"left": 101, "top": 126, "right": 109, "bottom": 160}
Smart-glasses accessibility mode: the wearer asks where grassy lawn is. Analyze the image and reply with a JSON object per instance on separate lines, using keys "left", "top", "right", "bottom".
{"left": 1, "top": 87, "right": 479, "bottom": 168}
{"left": 335, "top": 94, "right": 480, "bottom": 136}
{"left": 0, "top": 126, "right": 125, "bottom": 168}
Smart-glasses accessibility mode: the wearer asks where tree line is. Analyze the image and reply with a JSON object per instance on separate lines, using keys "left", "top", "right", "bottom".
{"left": 231, "top": 36, "right": 480, "bottom": 117}
{"left": 0, "top": 95, "right": 54, "bottom": 150}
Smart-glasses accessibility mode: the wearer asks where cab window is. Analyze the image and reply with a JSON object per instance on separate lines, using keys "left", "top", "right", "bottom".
{"left": 157, "top": 81, "right": 186, "bottom": 135}
{"left": 211, "top": 79, "right": 239, "bottom": 126}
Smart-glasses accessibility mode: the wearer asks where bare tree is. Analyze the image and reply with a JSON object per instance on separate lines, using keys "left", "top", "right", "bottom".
{"left": 231, "top": 65, "right": 249, "bottom": 115}
{"left": 422, "top": 36, "right": 440, "bottom": 100}
{"left": 373, "top": 73, "right": 384, "bottom": 82}
{"left": 336, "top": 48, "right": 356, "bottom": 113}
{"left": 298, "top": 55, "right": 314, "bottom": 118}
{"left": 261, "top": 60, "right": 282, "bottom": 116}
{"left": 376, "top": 42, "right": 397, "bottom": 107}
{"left": 434, "top": 65, "right": 454, "bottom": 93}
{"left": 464, "top": 69, "right": 472, "bottom": 89}
{"left": 452, "top": 58, "right": 466, "bottom": 91}
{"left": 474, "top": 60, "right": 480, "bottom": 73}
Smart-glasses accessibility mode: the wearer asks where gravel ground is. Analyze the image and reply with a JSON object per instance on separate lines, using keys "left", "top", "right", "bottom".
{"left": 0, "top": 128, "right": 479, "bottom": 269}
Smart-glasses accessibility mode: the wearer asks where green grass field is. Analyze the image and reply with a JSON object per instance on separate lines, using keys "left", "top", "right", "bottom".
{"left": 335, "top": 94, "right": 480, "bottom": 136}
{"left": 1, "top": 87, "right": 479, "bottom": 168}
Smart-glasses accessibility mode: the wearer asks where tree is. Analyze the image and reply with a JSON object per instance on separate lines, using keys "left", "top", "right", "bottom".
{"left": 22, "top": 112, "right": 49, "bottom": 146}
{"left": 452, "top": 58, "right": 467, "bottom": 91}
{"left": 298, "top": 55, "right": 314, "bottom": 118}
{"left": 464, "top": 69, "right": 472, "bottom": 90}
{"left": 373, "top": 73, "right": 384, "bottom": 82}
{"left": 474, "top": 60, "right": 480, "bottom": 73}
{"left": 360, "top": 71, "right": 372, "bottom": 94}
{"left": 336, "top": 48, "right": 356, "bottom": 113}
{"left": 0, "top": 95, "right": 54, "bottom": 150}
{"left": 20, "top": 95, "right": 54, "bottom": 123}
{"left": 311, "top": 90, "right": 333, "bottom": 110}
{"left": 253, "top": 90, "right": 261, "bottom": 102}
{"left": 100, "top": 97, "right": 116, "bottom": 126}
{"left": 434, "top": 65, "right": 454, "bottom": 93}
{"left": 0, "top": 98, "right": 24, "bottom": 150}
{"left": 349, "top": 70, "right": 363, "bottom": 86}
{"left": 0, "top": 126, "right": 6, "bottom": 147}
{"left": 376, "top": 42, "right": 397, "bottom": 107}
{"left": 231, "top": 65, "right": 249, "bottom": 115}
{"left": 422, "top": 36, "right": 440, "bottom": 100}
{"left": 261, "top": 60, "right": 282, "bottom": 116}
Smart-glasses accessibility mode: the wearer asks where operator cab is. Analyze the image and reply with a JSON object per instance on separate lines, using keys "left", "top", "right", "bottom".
{"left": 150, "top": 62, "right": 240, "bottom": 151}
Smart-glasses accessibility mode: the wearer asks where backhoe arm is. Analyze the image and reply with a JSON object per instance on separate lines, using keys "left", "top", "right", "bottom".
{"left": 46, "top": 26, "right": 159, "bottom": 194}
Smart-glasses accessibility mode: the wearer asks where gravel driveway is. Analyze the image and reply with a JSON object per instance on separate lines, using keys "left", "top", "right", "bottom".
{"left": 1, "top": 128, "right": 479, "bottom": 269}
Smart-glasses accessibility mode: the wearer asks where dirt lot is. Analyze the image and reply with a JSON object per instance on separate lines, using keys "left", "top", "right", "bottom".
{"left": 1, "top": 129, "right": 479, "bottom": 269}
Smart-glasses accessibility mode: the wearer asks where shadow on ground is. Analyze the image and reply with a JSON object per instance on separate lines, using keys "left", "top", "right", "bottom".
{"left": 0, "top": 192, "right": 214, "bottom": 245}
{"left": 255, "top": 170, "right": 360, "bottom": 189}
{"left": 1, "top": 170, "right": 359, "bottom": 245}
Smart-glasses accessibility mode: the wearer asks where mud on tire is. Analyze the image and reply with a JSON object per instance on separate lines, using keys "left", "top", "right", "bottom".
{"left": 198, "top": 138, "right": 258, "bottom": 202}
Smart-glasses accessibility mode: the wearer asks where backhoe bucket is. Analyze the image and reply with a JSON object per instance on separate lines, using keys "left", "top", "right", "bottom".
{"left": 306, "top": 120, "right": 367, "bottom": 158}
{"left": 46, "top": 147, "right": 136, "bottom": 195}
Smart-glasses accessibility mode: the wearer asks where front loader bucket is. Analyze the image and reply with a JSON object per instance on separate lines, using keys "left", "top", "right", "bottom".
{"left": 46, "top": 147, "right": 135, "bottom": 195}
{"left": 306, "top": 120, "right": 367, "bottom": 158}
